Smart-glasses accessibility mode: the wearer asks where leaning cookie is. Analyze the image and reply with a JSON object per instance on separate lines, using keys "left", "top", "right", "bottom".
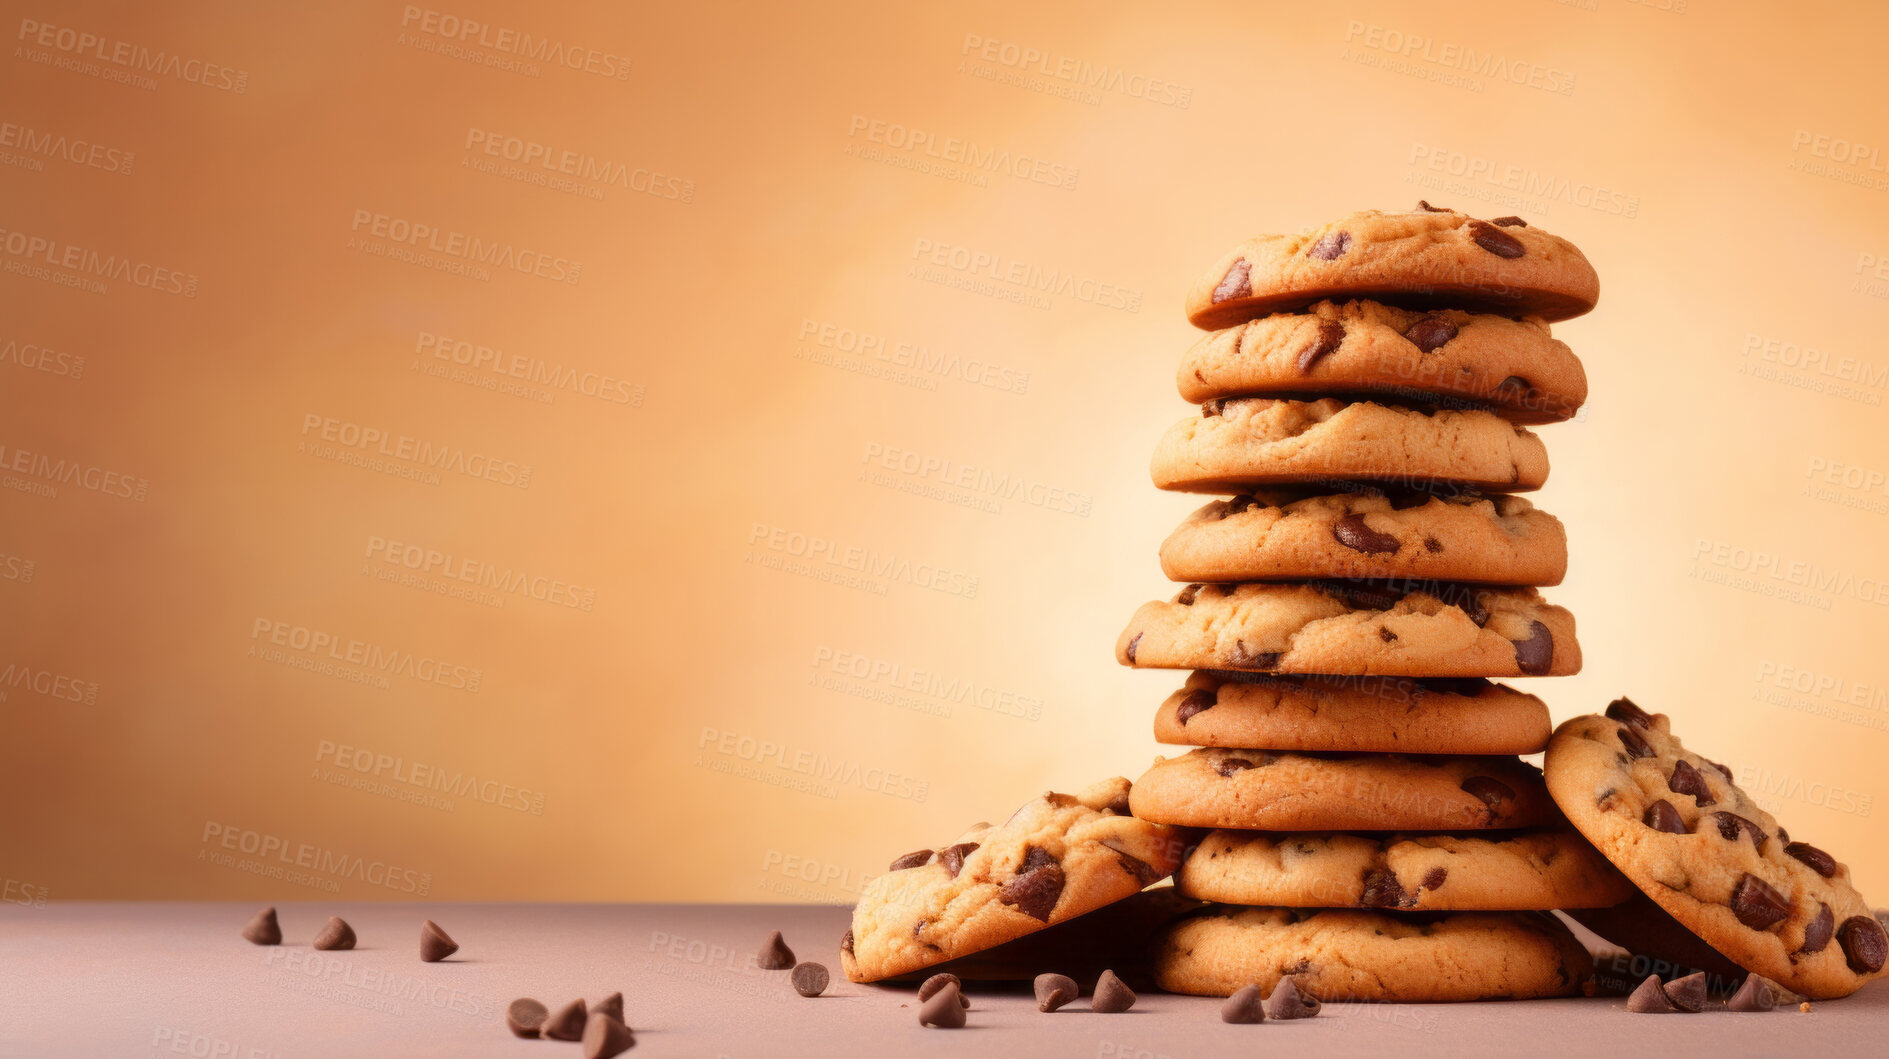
{"left": 1159, "top": 489, "right": 1567, "bottom": 586}
{"left": 1154, "top": 907, "right": 1594, "bottom": 1000}
{"left": 1184, "top": 203, "right": 1600, "bottom": 330}
{"left": 1153, "top": 671, "right": 1550, "bottom": 755}
{"left": 1175, "top": 830, "right": 1635, "bottom": 910}
{"left": 840, "top": 778, "right": 1185, "bottom": 983}
{"left": 1178, "top": 299, "right": 1587, "bottom": 423}
{"left": 1130, "top": 748, "right": 1555, "bottom": 831}
{"left": 1117, "top": 581, "right": 1579, "bottom": 678}
{"left": 1152, "top": 398, "right": 1549, "bottom": 493}
{"left": 1543, "top": 699, "right": 1887, "bottom": 999}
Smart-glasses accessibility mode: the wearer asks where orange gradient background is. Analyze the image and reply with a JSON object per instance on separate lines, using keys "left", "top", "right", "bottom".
{"left": 5, "top": 0, "right": 1889, "bottom": 905}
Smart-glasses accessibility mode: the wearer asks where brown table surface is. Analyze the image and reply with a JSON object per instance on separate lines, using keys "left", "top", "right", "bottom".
{"left": 1, "top": 902, "right": 1884, "bottom": 1057}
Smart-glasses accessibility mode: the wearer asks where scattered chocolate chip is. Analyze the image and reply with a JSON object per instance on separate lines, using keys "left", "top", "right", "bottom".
{"left": 542, "top": 999, "right": 588, "bottom": 1041}
{"left": 1491, "top": 216, "right": 1528, "bottom": 227}
{"left": 507, "top": 998, "right": 550, "bottom": 1038}
{"left": 1216, "top": 757, "right": 1257, "bottom": 777}
{"left": 1839, "top": 915, "right": 1888, "bottom": 973}
{"left": 1177, "top": 584, "right": 1202, "bottom": 605}
{"left": 1125, "top": 633, "right": 1141, "bottom": 664}
{"left": 792, "top": 962, "right": 830, "bottom": 997}
{"left": 999, "top": 850, "right": 1065, "bottom": 921}
{"left": 1664, "top": 972, "right": 1707, "bottom": 1012}
{"left": 1730, "top": 874, "right": 1791, "bottom": 931}
{"left": 939, "top": 842, "right": 978, "bottom": 878}
{"left": 1461, "top": 776, "right": 1515, "bottom": 816}
{"left": 312, "top": 916, "right": 356, "bottom": 951}
{"left": 1091, "top": 969, "right": 1136, "bottom": 1013}
{"left": 593, "top": 992, "right": 624, "bottom": 1024}
{"left": 1176, "top": 689, "right": 1216, "bottom": 724}
{"left": 241, "top": 907, "right": 281, "bottom": 946}
{"left": 1333, "top": 513, "right": 1400, "bottom": 555}
{"left": 758, "top": 930, "right": 796, "bottom": 970}
{"left": 581, "top": 1011, "right": 634, "bottom": 1059}
{"left": 420, "top": 919, "right": 457, "bottom": 962}
{"left": 1468, "top": 220, "right": 1525, "bottom": 258}
{"left": 918, "top": 973, "right": 969, "bottom": 1008}
{"left": 1222, "top": 983, "right": 1267, "bottom": 1023}
{"left": 1801, "top": 903, "right": 1835, "bottom": 954}
{"left": 1626, "top": 974, "right": 1680, "bottom": 1013}
{"left": 1617, "top": 725, "right": 1654, "bottom": 759}
{"left": 1264, "top": 977, "right": 1321, "bottom": 1019}
{"left": 1034, "top": 972, "right": 1079, "bottom": 1012}
{"left": 1298, "top": 318, "right": 1346, "bottom": 372}
{"left": 1726, "top": 975, "right": 1777, "bottom": 1012}
{"left": 1212, "top": 259, "right": 1252, "bottom": 304}
{"left": 1404, "top": 315, "right": 1458, "bottom": 353}
{"left": 920, "top": 982, "right": 968, "bottom": 1027}
{"left": 1416, "top": 200, "right": 1450, "bottom": 212}
{"left": 1785, "top": 842, "right": 1837, "bottom": 878}
{"left": 1714, "top": 813, "right": 1766, "bottom": 850}
{"left": 1360, "top": 869, "right": 1413, "bottom": 909}
{"left": 1606, "top": 697, "right": 1654, "bottom": 727}
{"left": 1512, "top": 621, "right": 1553, "bottom": 675}
{"left": 1643, "top": 799, "right": 1688, "bottom": 835}
{"left": 1422, "top": 867, "right": 1448, "bottom": 890}
{"left": 1308, "top": 231, "right": 1352, "bottom": 260}
{"left": 889, "top": 850, "right": 933, "bottom": 871}
{"left": 1667, "top": 760, "right": 1716, "bottom": 806}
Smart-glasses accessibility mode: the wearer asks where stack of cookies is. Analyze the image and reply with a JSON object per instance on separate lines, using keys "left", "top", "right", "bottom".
{"left": 1116, "top": 204, "right": 1626, "bottom": 1002}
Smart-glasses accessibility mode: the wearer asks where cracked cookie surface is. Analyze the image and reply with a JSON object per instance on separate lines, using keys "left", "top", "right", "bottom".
{"left": 1159, "top": 488, "right": 1566, "bottom": 585}
{"left": 1116, "top": 581, "right": 1579, "bottom": 678}
{"left": 1184, "top": 204, "right": 1599, "bottom": 330}
{"left": 841, "top": 778, "right": 1184, "bottom": 983}
{"left": 1544, "top": 700, "right": 1887, "bottom": 998}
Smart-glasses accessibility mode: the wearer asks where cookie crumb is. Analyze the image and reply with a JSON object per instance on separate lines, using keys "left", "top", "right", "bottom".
{"left": 1800, "top": 1001, "right": 1812, "bottom": 1013}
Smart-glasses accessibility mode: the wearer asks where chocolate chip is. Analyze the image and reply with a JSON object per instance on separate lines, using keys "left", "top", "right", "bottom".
{"left": 1785, "top": 842, "right": 1838, "bottom": 878}
{"left": 416, "top": 920, "right": 457, "bottom": 963}
{"left": 1212, "top": 259, "right": 1252, "bottom": 304}
{"left": 1468, "top": 220, "right": 1525, "bottom": 258}
{"left": 1667, "top": 760, "right": 1716, "bottom": 807}
{"left": 1125, "top": 632, "right": 1141, "bottom": 663}
{"left": 920, "top": 981, "right": 968, "bottom": 1027}
{"left": 1422, "top": 867, "right": 1448, "bottom": 891}
{"left": 939, "top": 842, "right": 978, "bottom": 878}
{"left": 1702, "top": 758, "right": 1734, "bottom": 782}
{"left": 1643, "top": 799, "right": 1688, "bottom": 834}
{"left": 1308, "top": 231, "right": 1352, "bottom": 260}
{"left": 593, "top": 992, "right": 624, "bottom": 1024}
{"left": 792, "top": 962, "right": 830, "bottom": 997}
{"left": 918, "top": 972, "right": 967, "bottom": 1008}
{"left": 1838, "top": 915, "right": 1887, "bottom": 973}
{"left": 1222, "top": 983, "right": 1267, "bottom": 1023}
{"left": 1606, "top": 697, "right": 1654, "bottom": 727}
{"left": 1626, "top": 974, "right": 1680, "bottom": 1013}
{"left": 542, "top": 999, "right": 588, "bottom": 1041}
{"left": 1035, "top": 972, "right": 1079, "bottom": 1012}
{"left": 1176, "top": 688, "right": 1216, "bottom": 724}
{"left": 1776, "top": 827, "right": 1790, "bottom": 845}
{"left": 1801, "top": 903, "right": 1835, "bottom": 954}
{"left": 758, "top": 929, "right": 796, "bottom": 969}
{"left": 840, "top": 929, "right": 854, "bottom": 956}
{"left": 1228, "top": 643, "right": 1281, "bottom": 669}
{"left": 1491, "top": 216, "right": 1528, "bottom": 227}
{"left": 1617, "top": 725, "right": 1654, "bottom": 759}
{"left": 1665, "top": 972, "right": 1707, "bottom": 1012}
{"left": 1726, "top": 975, "right": 1777, "bottom": 1012}
{"left": 1461, "top": 776, "right": 1515, "bottom": 818}
{"left": 1360, "top": 868, "right": 1413, "bottom": 908}
{"left": 581, "top": 1011, "right": 634, "bottom": 1059}
{"left": 1177, "top": 584, "right": 1202, "bottom": 605}
{"left": 1424, "top": 537, "right": 1443, "bottom": 552}
{"left": 1730, "top": 874, "right": 1791, "bottom": 931}
{"left": 1512, "top": 621, "right": 1553, "bottom": 675}
{"left": 889, "top": 849, "right": 934, "bottom": 871}
{"left": 1714, "top": 813, "right": 1766, "bottom": 850}
{"left": 1416, "top": 200, "right": 1450, "bottom": 212}
{"left": 1378, "top": 626, "right": 1397, "bottom": 642}
{"left": 1091, "top": 969, "right": 1136, "bottom": 1013}
{"left": 1333, "top": 513, "right": 1400, "bottom": 555}
{"left": 1216, "top": 757, "right": 1257, "bottom": 777}
{"left": 507, "top": 998, "right": 550, "bottom": 1038}
{"left": 1404, "top": 315, "right": 1458, "bottom": 352}
{"left": 313, "top": 916, "right": 356, "bottom": 951}
{"left": 1116, "top": 850, "right": 1161, "bottom": 887}
{"left": 1000, "top": 849, "right": 1065, "bottom": 921}
{"left": 1263, "top": 977, "right": 1320, "bottom": 1019}
{"left": 1298, "top": 318, "right": 1346, "bottom": 372}
{"left": 240, "top": 907, "right": 281, "bottom": 946}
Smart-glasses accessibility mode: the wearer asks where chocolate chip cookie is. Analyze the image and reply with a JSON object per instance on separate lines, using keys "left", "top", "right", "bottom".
{"left": 1152, "top": 397, "right": 1549, "bottom": 493}
{"left": 1116, "top": 581, "right": 1579, "bottom": 678}
{"left": 1153, "top": 906, "right": 1594, "bottom": 1000}
{"left": 1543, "top": 699, "right": 1887, "bottom": 999}
{"left": 1175, "top": 829, "right": 1635, "bottom": 910}
{"left": 840, "top": 778, "right": 1185, "bottom": 983}
{"left": 1153, "top": 670, "right": 1549, "bottom": 754}
{"left": 1159, "top": 488, "right": 1566, "bottom": 586}
{"left": 1178, "top": 299, "right": 1586, "bottom": 423}
{"left": 1129, "top": 748, "right": 1555, "bottom": 830}
{"left": 1185, "top": 204, "right": 1600, "bottom": 330}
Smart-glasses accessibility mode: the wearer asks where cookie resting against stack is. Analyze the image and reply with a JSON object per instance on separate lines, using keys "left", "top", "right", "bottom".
{"left": 1123, "top": 203, "right": 1611, "bottom": 1001}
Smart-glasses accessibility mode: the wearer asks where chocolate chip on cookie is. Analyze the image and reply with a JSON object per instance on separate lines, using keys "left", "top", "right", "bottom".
{"left": 1468, "top": 220, "right": 1526, "bottom": 259}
